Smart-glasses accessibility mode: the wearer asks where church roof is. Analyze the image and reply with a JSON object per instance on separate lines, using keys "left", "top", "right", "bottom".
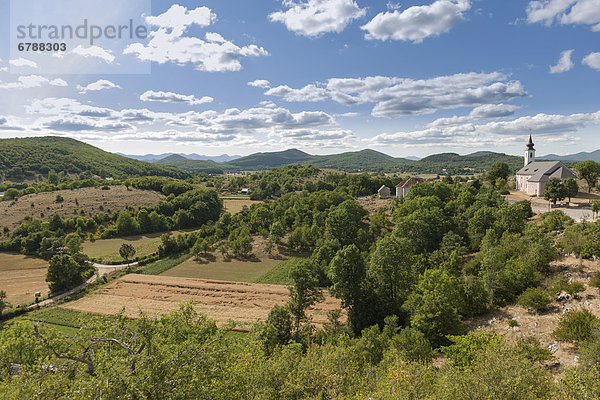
{"left": 396, "top": 177, "right": 425, "bottom": 188}
{"left": 516, "top": 161, "right": 576, "bottom": 182}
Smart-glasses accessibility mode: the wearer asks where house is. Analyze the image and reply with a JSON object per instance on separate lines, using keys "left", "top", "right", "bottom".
{"left": 396, "top": 177, "right": 425, "bottom": 198}
{"left": 0, "top": 192, "right": 4, "bottom": 197}
{"left": 240, "top": 188, "right": 251, "bottom": 195}
{"left": 515, "top": 134, "right": 577, "bottom": 196}
{"left": 378, "top": 185, "right": 391, "bottom": 199}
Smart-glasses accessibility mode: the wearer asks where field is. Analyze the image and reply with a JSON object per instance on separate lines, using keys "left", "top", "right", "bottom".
{"left": 221, "top": 196, "right": 262, "bottom": 214}
{"left": 62, "top": 274, "right": 343, "bottom": 329}
{"left": 0, "top": 253, "right": 49, "bottom": 305}
{"left": 0, "top": 186, "right": 165, "bottom": 231}
{"left": 22, "top": 307, "right": 109, "bottom": 336}
{"left": 161, "top": 254, "right": 283, "bottom": 282}
{"left": 82, "top": 230, "right": 187, "bottom": 263}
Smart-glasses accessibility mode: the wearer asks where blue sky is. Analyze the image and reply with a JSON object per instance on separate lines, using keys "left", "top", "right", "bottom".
{"left": 1, "top": 0, "right": 599, "bottom": 158}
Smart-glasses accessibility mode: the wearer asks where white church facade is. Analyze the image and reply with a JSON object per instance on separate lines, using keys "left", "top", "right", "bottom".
{"left": 515, "top": 134, "right": 577, "bottom": 196}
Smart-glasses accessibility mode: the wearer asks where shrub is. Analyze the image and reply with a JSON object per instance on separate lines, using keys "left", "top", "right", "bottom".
{"left": 390, "top": 327, "right": 434, "bottom": 363}
{"left": 518, "top": 287, "right": 551, "bottom": 313}
{"left": 508, "top": 319, "right": 519, "bottom": 327}
{"left": 55, "top": 194, "right": 64, "bottom": 203}
{"left": 589, "top": 272, "right": 600, "bottom": 289}
{"left": 564, "top": 281, "right": 585, "bottom": 295}
{"left": 553, "top": 310, "right": 600, "bottom": 343}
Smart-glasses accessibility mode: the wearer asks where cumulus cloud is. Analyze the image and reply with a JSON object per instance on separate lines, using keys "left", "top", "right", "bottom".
{"left": 583, "top": 52, "right": 600, "bottom": 71}
{"left": 526, "top": 0, "right": 600, "bottom": 31}
{"left": 71, "top": 45, "right": 116, "bottom": 63}
{"left": 0, "top": 75, "right": 68, "bottom": 89}
{"left": 9, "top": 58, "right": 38, "bottom": 68}
{"left": 77, "top": 79, "right": 121, "bottom": 94}
{"left": 264, "top": 72, "right": 527, "bottom": 118}
{"left": 372, "top": 109, "right": 600, "bottom": 147}
{"left": 124, "top": 4, "right": 268, "bottom": 72}
{"left": 140, "top": 90, "right": 213, "bottom": 105}
{"left": 550, "top": 49, "right": 575, "bottom": 73}
{"left": 361, "top": 0, "right": 471, "bottom": 43}
{"left": 248, "top": 79, "right": 271, "bottom": 88}
{"left": 269, "top": 0, "right": 366, "bottom": 37}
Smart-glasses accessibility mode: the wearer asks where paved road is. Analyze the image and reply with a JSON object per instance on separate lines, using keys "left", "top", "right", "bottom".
{"left": 507, "top": 198, "right": 597, "bottom": 223}
{"left": 28, "top": 261, "right": 138, "bottom": 310}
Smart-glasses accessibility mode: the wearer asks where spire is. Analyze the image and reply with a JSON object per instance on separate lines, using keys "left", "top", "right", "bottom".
{"left": 526, "top": 129, "right": 535, "bottom": 150}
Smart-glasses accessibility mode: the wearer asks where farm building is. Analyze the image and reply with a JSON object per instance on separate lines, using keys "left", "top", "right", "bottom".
{"left": 378, "top": 185, "right": 391, "bottom": 199}
{"left": 515, "top": 134, "right": 576, "bottom": 196}
{"left": 396, "top": 177, "right": 425, "bottom": 198}
{"left": 240, "top": 188, "right": 251, "bottom": 194}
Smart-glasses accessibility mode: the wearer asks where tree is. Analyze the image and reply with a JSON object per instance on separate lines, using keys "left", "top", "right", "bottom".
{"left": 288, "top": 260, "right": 323, "bottom": 334}
{"left": 564, "top": 178, "right": 579, "bottom": 203}
{"left": 325, "top": 200, "right": 367, "bottom": 246}
{"left": 46, "top": 255, "right": 88, "bottom": 293}
{"left": 592, "top": 200, "right": 600, "bottom": 219}
{"left": 192, "top": 238, "right": 209, "bottom": 260}
{"left": 576, "top": 160, "right": 600, "bottom": 192}
{"left": 0, "top": 290, "right": 9, "bottom": 315}
{"left": 119, "top": 243, "right": 136, "bottom": 262}
{"left": 487, "top": 162, "right": 510, "bottom": 189}
{"left": 543, "top": 178, "right": 567, "bottom": 205}
{"left": 115, "top": 211, "right": 139, "bottom": 236}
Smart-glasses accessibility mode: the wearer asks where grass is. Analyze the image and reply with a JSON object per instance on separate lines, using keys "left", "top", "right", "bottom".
{"left": 0, "top": 252, "right": 49, "bottom": 305}
{"left": 138, "top": 251, "right": 192, "bottom": 275}
{"left": 161, "top": 254, "right": 283, "bottom": 282}
{"left": 254, "top": 257, "right": 304, "bottom": 285}
{"left": 221, "top": 198, "right": 263, "bottom": 214}
{"left": 22, "top": 307, "right": 111, "bottom": 336}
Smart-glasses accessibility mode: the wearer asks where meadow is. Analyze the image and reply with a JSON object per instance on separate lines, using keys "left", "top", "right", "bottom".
{"left": 221, "top": 196, "right": 263, "bottom": 214}
{"left": 0, "top": 186, "right": 164, "bottom": 231}
{"left": 0, "top": 253, "right": 49, "bottom": 305}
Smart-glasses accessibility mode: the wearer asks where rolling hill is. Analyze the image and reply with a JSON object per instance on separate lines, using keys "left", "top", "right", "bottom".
{"left": 119, "top": 152, "right": 240, "bottom": 163}
{"left": 0, "top": 136, "right": 190, "bottom": 180}
{"left": 542, "top": 150, "right": 600, "bottom": 163}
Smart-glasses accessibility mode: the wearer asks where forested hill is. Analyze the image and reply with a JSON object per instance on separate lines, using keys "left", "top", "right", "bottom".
{"left": 150, "top": 148, "right": 523, "bottom": 174}
{"left": 0, "top": 137, "right": 190, "bottom": 180}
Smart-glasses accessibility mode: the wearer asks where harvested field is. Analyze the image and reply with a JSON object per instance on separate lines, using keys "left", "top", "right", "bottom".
{"left": 63, "top": 274, "right": 343, "bottom": 329}
{"left": 221, "top": 197, "right": 262, "bottom": 214}
{"left": 0, "top": 186, "right": 164, "bottom": 231}
{"left": 162, "top": 254, "right": 282, "bottom": 282}
{"left": 0, "top": 253, "right": 49, "bottom": 305}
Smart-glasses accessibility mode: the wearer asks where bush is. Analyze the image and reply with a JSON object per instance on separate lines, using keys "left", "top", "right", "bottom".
{"left": 390, "top": 327, "right": 434, "bottom": 363}
{"left": 564, "top": 281, "right": 585, "bottom": 295}
{"left": 518, "top": 287, "right": 551, "bottom": 313}
{"left": 589, "top": 272, "right": 600, "bottom": 289}
{"left": 553, "top": 310, "right": 600, "bottom": 343}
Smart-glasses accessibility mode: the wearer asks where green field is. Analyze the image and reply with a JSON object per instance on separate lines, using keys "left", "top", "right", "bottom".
{"left": 161, "top": 255, "right": 284, "bottom": 282}
{"left": 254, "top": 257, "right": 302, "bottom": 285}
{"left": 22, "top": 307, "right": 110, "bottom": 336}
{"left": 221, "top": 197, "right": 263, "bottom": 214}
{"left": 82, "top": 231, "right": 187, "bottom": 263}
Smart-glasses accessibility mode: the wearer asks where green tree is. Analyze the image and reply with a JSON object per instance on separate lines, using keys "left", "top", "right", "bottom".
{"left": 564, "top": 178, "right": 579, "bottom": 203}
{"left": 487, "top": 162, "right": 510, "bottom": 189}
{"left": 288, "top": 260, "right": 323, "bottom": 334}
{"left": 325, "top": 200, "right": 367, "bottom": 246}
{"left": 592, "top": 200, "right": 600, "bottom": 219}
{"left": 119, "top": 243, "right": 136, "bottom": 262}
{"left": 0, "top": 290, "right": 9, "bottom": 315}
{"left": 576, "top": 160, "right": 600, "bottom": 192}
{"left": 192, "top": 238, "right": 209, "bottom": 260}
{"left": 46, "top": 255, "right": 88, "bottom": 293}
{"left": 543, "top": 178, "right": 567, "bottom": 205}
{"left": 116, "top": 211, "right": 139, "bottom": 236}
{"left": 4, "top": 188, "right": 19, "bottom": 200}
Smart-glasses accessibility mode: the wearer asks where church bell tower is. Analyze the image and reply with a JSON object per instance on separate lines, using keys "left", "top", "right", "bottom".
{"left": 525, "top": 131, "right": 535, "bottom": 166}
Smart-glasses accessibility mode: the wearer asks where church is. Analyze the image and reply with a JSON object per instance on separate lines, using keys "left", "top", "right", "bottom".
{"left": 515, "top": 134, "right": 577, "bottom": 196}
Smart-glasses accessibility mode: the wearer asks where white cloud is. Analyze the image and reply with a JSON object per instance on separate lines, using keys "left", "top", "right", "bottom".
{"left": 248, "top": 79, "right": 271, "bottom": 88}
{"left": 9, "top": 58, "right": 38, "bottom": 68}
{"left": 583, "top": 52, "right": 600, "bottom": 71}
{"left": 269, "top": 0, "right": 366, "bottom": 37}
{"left": 71, "top": 45, "right": 116, "bottom": 63}
{"left": 263, "top": 72, "right": 527, "bottom": 118}
{"left": 372, "top": 110, "right": 600, "bottom": 147}
{"left": 140, "top": 90, "right": 213, "bottom": 105}
{"left": 265, "top": 84, "right": 329, "bottom": 102}
{"left": 468, "top": 103, "right": 521, "bottom": 119}
{"left": 0, "top": 75, "right": 68, "bottom": 89}
{"left": 527, "top": 0, "right": 600, "bottom": 31}
{"left": 77, "top": 79, "right": 121, "bottom": 93}
{"left": 550, "top": 49, "right": 575, "bottom": 73}
{"left": 124, "top": 5, "right": 268, "bottom": 72}
{"left": 361, "top": 0, "right": 471, "bottom": 43}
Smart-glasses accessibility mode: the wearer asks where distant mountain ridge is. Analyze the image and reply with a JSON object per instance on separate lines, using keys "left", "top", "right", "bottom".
{"left": 542, "top": 150, "right": 600, "bottom": 163}
{"left": 118, "top": 152, "right": 241, "bottom": 163}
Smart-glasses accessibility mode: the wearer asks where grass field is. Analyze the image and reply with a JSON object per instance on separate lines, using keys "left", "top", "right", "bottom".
{"left": 254, "top": 257, "right": 301, "bottom": 285}
{"left": 161, "top": 254, "right": 283, "bottom": 282}
{"left": 0, "top": 186, "right": 165, "bottom": 231}
{"left": 0, "top": 253, "right": 49, "bottom": 306}
{"left": 22, "top": 307, "right": 111, "bottom": 336}
{"left": 221, "top": 197, "right": 262, "bottom": 214}
{"left": 138, "top": 251, "right": 192, "bottom": 275}
{"left": 62, "top": 274, "right": 343, "bottom": 329}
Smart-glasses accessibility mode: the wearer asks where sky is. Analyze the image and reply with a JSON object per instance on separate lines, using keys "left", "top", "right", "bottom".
{"left": 0, "top": 0, "right": 599, "bottom": 158}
